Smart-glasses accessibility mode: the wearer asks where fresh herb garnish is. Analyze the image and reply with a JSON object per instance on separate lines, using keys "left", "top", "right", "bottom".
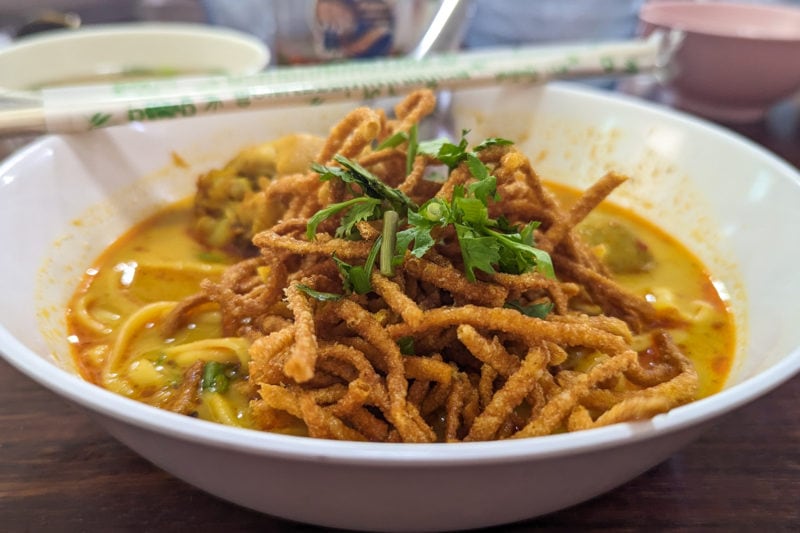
{"left": 202, "top": 361, "right": 230, "bottom": 393}
{"left": 397, "top": 336, "right": 415, "bottom": 355}
{"left": 196, "top": 251, "right": 227, "bottom": 263}
{"left": 375, "top": 125, "right": 420, "bottom": 176}
{"left": 376, "top": 130, "right": 409, "bottom": 150}
{"left": 333, "top": 236, "right": 382, "bottom": 295}
{"left": 474, "top": 137, "right": 515, "bottom": 152}
{"left": 393, "top": 180, "right": 554, "bottom": 282}
{"left": 295, "top": 284, "right": 344, "bottom": 301}
{"left": 504, "top": 300, "right": 554, "bottom": 319}
{"left": 313, "top": 155, "right": 418, "bottom": 215}
{"left": 306, "top": 196, "right": 381, "bottom": 240}
{"left": 306, "top": 131, "right": 554, "bottom": 293}
{"left": 405, "top": 124, "right": 418, "bottom": 176}
{"left": 417, "top": 130, "right": 470, "bottom": 170}
{"left": 380, "top": 210, "right": 399, "bottom": 276}
{"left": 416, "top": 130, "right": 512, "bottom": 171}
{"left": 394, "top": 208, "right": 438, "bottom": 264}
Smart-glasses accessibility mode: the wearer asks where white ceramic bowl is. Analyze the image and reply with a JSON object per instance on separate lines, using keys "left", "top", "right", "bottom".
{"left": 1, "top": 84, "right": 799, "bottom": 532}
{"left": 0, "top": 22, "right": 269, "bottom": 90}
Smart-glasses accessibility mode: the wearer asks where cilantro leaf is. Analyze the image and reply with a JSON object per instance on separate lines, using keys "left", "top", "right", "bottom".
{"left": 311, "top": 161, "right": 348, "bottom": 181}
{"left": 332, "top": 236, "right": 382, "bottom": 295}
{"left": 394, "top": 208, "right": 437, "bottom": 263}
{"left": 307, "top": 133, "right": 554, "bottom": 292}
{"left": 306, "top": 196, "right": 380, "bottom": 240}
{"left": 336, "top": 198, "right": 382, "bottom": 239}
{"left": 519, "top": 220, "right": 538, "bottom": 245}
{"left": 453, "top": 196, "right": 489, "bottom": 226}
{"left": 332, "top": 155, "right": 418, "bottom": 214}
{"left": 468, "top": 175, "right": 499, "bottom": 206}
{"left": 418, "top": 129, "right": 471, "bottom": 170}
{"left": 376, "top": 131, "right": 408, "bottom": 150}
{"left": 465, "top": 152, "right": 490, "bottom": 182}
{"left": 333, "top": 255, "right": 370, "bottom": 294}
{"left": 419, "top": 134, "right": 500, "bottom": 204}
{"left": 455, "top": 223, "right": 500, "bottom": 281}
{"left": 417, "top": 137, "right": 449, "bottom": 157}
{"left": 487, "top": 227, "right": 555, "bottom": 278}
{"left": 436, "top": 141, "right": 469, "bottom": 169}
{"left": 395, "top": 225, "right": 435, "bottom": 263}
{"left": 504, "top": 300, "right": 553, "bottom": 319}
{"left": 296, "top": 284, "right": 344, "bottom": 301}
{"left": 474, "top": 137, "right": 514, "bottom": 151}
{"left": 530, "top": 248, "right": 555, "bottom": 278}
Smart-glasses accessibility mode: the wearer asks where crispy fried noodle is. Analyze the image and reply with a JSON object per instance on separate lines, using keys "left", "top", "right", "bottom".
{"left": 70, "top": 89, "right": 735, "bottom": 443}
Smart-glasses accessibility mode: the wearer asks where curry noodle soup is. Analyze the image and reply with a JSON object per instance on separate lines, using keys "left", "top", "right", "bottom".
{"left": 66, "top": 90, "right": 734, "bottom": 442}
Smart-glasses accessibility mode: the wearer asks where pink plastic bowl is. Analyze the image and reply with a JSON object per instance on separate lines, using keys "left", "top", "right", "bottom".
{"left": 639, "top": 1, "right": 800, "bottom": 122}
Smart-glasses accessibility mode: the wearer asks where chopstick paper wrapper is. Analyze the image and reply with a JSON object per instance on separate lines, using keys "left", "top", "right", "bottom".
{"left": 1, "top": 32, "right": 677, "bottom": 135}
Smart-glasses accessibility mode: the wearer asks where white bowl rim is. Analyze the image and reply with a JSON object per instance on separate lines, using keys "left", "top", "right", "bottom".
{"left": 7, "top": 20, "right": 268, "bottom": 50}
{"left": 1, "top": 82, "right": 800, "bottom": 467}
{"left": 0, "top": 21, "right": 270, "bottom": 72}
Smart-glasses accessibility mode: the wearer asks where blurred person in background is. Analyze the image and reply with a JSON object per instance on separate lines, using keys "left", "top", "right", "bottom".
{"left": 201, "top": 0, "right": 800, "bottom": 56}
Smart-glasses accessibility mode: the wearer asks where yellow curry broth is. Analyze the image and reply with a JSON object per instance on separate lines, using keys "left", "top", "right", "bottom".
{"left": 67, "top": 185, "right": 735, "bottom": 431}
{"left": 548, "top": 183, "right": 734, "bottom": 398}
{"left": 66, "top": 199, "right": 254, "bottom": 425}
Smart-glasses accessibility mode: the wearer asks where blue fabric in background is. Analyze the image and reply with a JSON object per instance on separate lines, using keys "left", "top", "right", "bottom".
{"left": 463, "top": 0, "right": 646, "bottom": 48}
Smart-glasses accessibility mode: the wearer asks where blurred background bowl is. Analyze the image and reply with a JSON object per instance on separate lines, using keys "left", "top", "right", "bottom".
{"left": 0, "top": 21, "right": 269, "bottom": 159}
{"left": 639, "top": 0, "right": 800, "bottom": 123}
{"left": 0, "top": 21, "right": 269, "bottom": 90}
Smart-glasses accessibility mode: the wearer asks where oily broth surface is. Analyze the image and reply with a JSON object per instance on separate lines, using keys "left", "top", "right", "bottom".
{"left": 66, "top": 198, "right": 254, "bottom": 425}
{"left": 66, "top": 186, "right": 735, "bottom": 429}
{"left": 550, "top": 183, "right": 735, "bottom": 398}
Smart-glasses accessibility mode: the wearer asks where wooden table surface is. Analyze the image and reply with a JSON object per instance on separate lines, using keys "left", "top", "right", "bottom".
{"left": 1, "top": 92, "right": 799, "bottom": 532}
